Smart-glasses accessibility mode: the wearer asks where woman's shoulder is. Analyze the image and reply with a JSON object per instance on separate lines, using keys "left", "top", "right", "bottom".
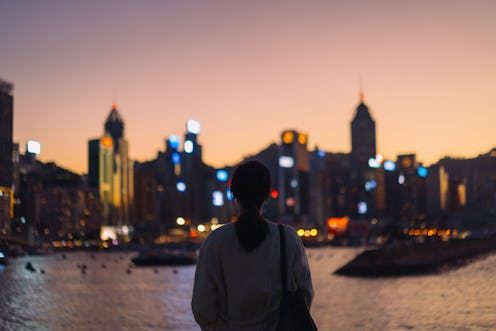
{"left": 266, "top": 220, "right": 299, "bottom": 239}
{"left": 202, "top": 222, "right": 235, "bottom": 245}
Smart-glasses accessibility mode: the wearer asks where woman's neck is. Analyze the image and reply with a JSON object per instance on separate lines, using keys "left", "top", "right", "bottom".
{"left": 240, "top": 205, "right": 263, "bottom": 215}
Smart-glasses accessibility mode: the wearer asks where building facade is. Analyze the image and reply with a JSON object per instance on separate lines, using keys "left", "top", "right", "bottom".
{"left": 351, "top": 95, "right": 376, "bottom": 168}
{"left": 0, "top": 79, "right": 14, "bottom": 235}
{"left": 88, "top": 104, "right": 133, "bottom": 226}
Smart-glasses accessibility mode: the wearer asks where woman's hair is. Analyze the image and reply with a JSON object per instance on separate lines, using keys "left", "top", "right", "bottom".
{"left": 230, "top": 160, "right": 271, "bottom": 251}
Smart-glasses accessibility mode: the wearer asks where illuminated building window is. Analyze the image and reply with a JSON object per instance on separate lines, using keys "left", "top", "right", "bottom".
{"left": 282, "top": 131, "right": 294, "bottom": 144}
{"left": 212, "top": 191, "right": 224, "bottom": 206}
{"left": 174, "top": 164, "right": 181, "bottom": 176}
{"left": 171, "top": 152, "right": 181, "bottom": 164}
{"left": 458, "top": 184, "right": 467, "bottom": 207}
{"left": 327, "top": 217, "right": 349, "bottom": 234}
{"left": 402, "top": 157, "right": 412, "bottom": 168}
{"left": 298, "top": 133, "right": 307, "bottom": 145}
{"left": 187, "top": 119, "right": 201, "bottom": 134}
{"left": 279, "top": 156, "right": 294, "bottom": 168}
{"left": 357, "top": 201, "right": 367, "bottom": 214}
{"left": 271, "top": 189, "right": 279, "bottom": 199}
{"left": 384, "top": 160, "right": 396, "bottom": 171}
{"left": 184, "top": 140, "right": 194, "bottom": 153}
{"left": 286, "top": 197, "right": 295, "bottom": 207}
{"left": 226, "top": 188, "right": 234, "bottom": 200}
{"left": 100, "top": 136, "right": 112, "bottom": 148}
{"left": 168, "top": 135, "right": 181, "bottom": 150}
{"left": 417, "top": 166, "right": 428, "bottom": 177}
{"left": 365, "top": 180, "right": 377, "bottom": 191}
{"left": 216, "top": 169, "right": 229, "bottom": 182}
{"left": 176, "top": 181, "right": 186, "bottom": 192}
{"left": 27, "top": 140, "right": 41, "bottom": 154}
{"left": 368, "top": 157, "right": 380, "bottom": 168}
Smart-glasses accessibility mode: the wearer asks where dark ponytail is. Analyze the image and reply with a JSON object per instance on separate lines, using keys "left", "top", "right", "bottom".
{"left": 230, "top": 161, "right": 271, "bottom": 252}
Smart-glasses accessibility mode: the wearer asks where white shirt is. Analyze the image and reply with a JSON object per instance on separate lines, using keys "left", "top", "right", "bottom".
{"left": 191, "top": 220, "right": 314, "bottom": 331}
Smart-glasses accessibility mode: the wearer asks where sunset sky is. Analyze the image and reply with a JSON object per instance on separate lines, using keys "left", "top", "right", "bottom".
{"left": 1, "top": 0, "right": 495, "bottom": 174}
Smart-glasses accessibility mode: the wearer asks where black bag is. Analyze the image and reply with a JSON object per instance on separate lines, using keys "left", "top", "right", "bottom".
{"left": 277, "top": 224, "right": 318, "bottom": 331}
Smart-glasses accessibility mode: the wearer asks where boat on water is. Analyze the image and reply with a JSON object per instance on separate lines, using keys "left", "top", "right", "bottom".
{"left": 131, "top": 246, "right": 198, "bottom": 266}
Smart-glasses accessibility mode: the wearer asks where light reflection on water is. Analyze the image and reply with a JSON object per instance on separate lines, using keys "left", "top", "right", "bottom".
{"left": 0, "top": 248, "right": 495, "bottom": 331}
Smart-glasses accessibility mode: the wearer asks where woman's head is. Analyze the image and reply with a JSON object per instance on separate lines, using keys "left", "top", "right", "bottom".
{"left": 230, "top": 160, "right": 271, "bottom": 210}
{"left": 230, "top": 160, "right": 271, "bottom": 251}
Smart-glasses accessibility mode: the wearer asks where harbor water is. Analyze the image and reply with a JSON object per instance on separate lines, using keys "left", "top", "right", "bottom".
{"left": 1, "top": 247, "right": 495, "bottom": 331}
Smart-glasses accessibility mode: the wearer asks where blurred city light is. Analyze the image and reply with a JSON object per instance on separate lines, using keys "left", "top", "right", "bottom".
{"left": 226, "top": 188, "right": 234, "bottom": 200}
{"left": 171, "top": 152, "right": 181, "bottom": 164}
{"left": 357, "top": 201, "right": 367, "bottom": 214}
{"left": 365, "top": 180, "right": 377, "bottom": 191}
{"left": 100, "top": 226, "right": 117, "bottom": 240}
{"left": 100, "top": 136, "right": 112, "bottom": 147}
{"left": 383, "top": 160, "right": 396, "bottom": 171}
{"left": 168, "top": 135, "right": 181, "bottom": 150}
{"left": 417, "top": 166, "right": 428, "bottom": 177}
{"left": 176, "top": 181, "right": 186, "bottom": 192}
{"left": 186, "top": 119, "right": 201, "bottom": 134}
{"left": 212, "top": 191, "right": 224, "bottom": 206}
{"left": 368, "top": 157, "right": 380, "bottom": 168}
{"left": 279, "top": 156, "right": 294, "bottom": 168}
{"left": 184, "top": 140, "right": 194, "bottom": 153}
{"left": 270, "top": 189, "right": 279, "bottom": 199}
{"left": 327, "top": 217, "right": 349, "bottom": 234}
{"left": 282, "top": 131, "right": 294, "bottom": 144}
{"left": 216, "top": 169, "right": 229, "bottom": 182}
{"left": 298, "top": 133, "right": 307, "bottom": 144}
{"left": 27, "top": 140, "right": 41, "bottom": 154}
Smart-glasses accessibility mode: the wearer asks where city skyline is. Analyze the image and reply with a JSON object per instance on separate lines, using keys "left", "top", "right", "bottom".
{"left": 1, "top": 1, "right": 495, "bottom": 174}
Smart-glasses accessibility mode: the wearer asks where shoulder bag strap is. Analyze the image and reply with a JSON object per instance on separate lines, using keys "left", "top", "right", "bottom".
{"left": 278, "top": 224, "right": 288, "bottom": 291}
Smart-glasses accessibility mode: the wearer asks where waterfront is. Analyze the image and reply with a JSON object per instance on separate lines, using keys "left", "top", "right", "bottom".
{"left": 1, "top": 247, "right": 495, "bottom": 331}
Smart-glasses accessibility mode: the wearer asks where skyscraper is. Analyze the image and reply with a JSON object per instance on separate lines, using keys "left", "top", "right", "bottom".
{"left": 0, "top": 79, "right": 13, "bottom": 235}
{"left": 350, "top": 92, "right": 379, "bottom": 218}
{"left": 181, "top": 119, "right": 209, "bottom": 223}
{"left": 88, "top": 104, "right": 133, "bottom": 226}
{"left": 278, "top": 129, "right": 310, "bottom": 225}
{"left": 351, "top": 93, "right": 376, "bottom": 168}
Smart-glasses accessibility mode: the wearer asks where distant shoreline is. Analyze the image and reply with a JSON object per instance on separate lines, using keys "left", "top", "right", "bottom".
{"left": 334, "top": 238, "right": 496, "bottom": 277}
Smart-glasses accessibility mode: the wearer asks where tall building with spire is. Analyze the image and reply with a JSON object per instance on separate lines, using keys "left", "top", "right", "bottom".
{"left": 88, "top": 104, "right": 133, "bottom": 226}
{"left": 351, "top": 92, "right": 376, "bottom": 168}
{"left": 349, "top": 91, "right": 381, "bottom": 218}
